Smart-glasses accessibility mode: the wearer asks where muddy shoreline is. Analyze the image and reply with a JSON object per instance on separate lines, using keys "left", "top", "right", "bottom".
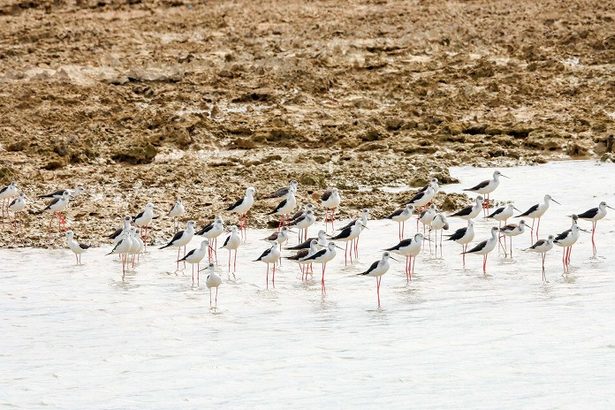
{"left": 1, "top": 0, "right": 614, "bottom": 247}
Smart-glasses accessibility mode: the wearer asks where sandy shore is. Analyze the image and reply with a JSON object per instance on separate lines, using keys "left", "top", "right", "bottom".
{"left": 1, "top": 0, "right": 613, "bottom": 247}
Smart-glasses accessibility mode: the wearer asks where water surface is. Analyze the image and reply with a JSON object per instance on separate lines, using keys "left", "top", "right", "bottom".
{"left": 2, "top": 160, "right": 615, "bottom": 409}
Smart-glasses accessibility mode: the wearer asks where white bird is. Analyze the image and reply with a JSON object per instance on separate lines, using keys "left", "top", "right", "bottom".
{"left": 516, "top": 194, "right": 560, "bottom": 243}
{"left": 7, "top": 192, "right": 27, "bottom": 226}
{"left": 285, "top": 239, "right": 319, "bottom": 281}
{"left": 450, "top": 196, "right": 484, "bottom": 221}
{"left": 263, "top": 180, "right": 297, "bottom": 199}
{"left": 487, "top": 203, "right": 518, "bottom": 226}
{"left": 406, "top": 181, "right": 436, "bottom": 209}
{"left": 430, "top": 213, "right": 449, "bottom": 258}
{"left": 499, "top": 220, "right": 530, "bottom": 258}
{"left": 300, "top": 242, "right": 340, "bottom": 293}
{"left": 463, "top": 227, "right": 499, "bottom": 275}
{"left": 321, "top": 187, "right": 341, "bottom": 231}
{"left": 288, "top": 209, "right": 316, "bottom": 243}
{"left": 226, "top": 187, "right": 256, "bottom": 238}
{"left": 167, "top": 198, "right": 186, "bottom": 230}
{"left": 160, "top": 220, "right": 196, "bottom": 272}
{"left": 338, "top": 208, "right": 369, "bottom": 258}
{"left": 269, "top": 187, "right": 297, "bottom": 228}
{"left": 386, "top": 204, "right": 414, "bottom": 240}
{"left": 285, "top": 229, "right": 328, "bottom": 251}
{"left": 263, "top": 226, "right": 291, "bottom": 255}
{"left": 134, "top": 202, "right": 155, "bottom": 245}
{"left": 358, "top": 251, "right": 397, "bottom": 308}
{"left": 554, "top": 215, "right": 583, "bottom": 274}
{"left": 65, "top": 231, "right": 91, "bottom": 265}
{"left": 576, "top": 201, "right": 614, "bottom": 256}
{"left": 180, "top": 239, "right": 209, "bottom": 285}
{"left": 419, "top": 204, "right": 437, "bottom": 250}
{"left": 446, "top": 220, "right": 475, "bottom": 268}
{"left": 109, "top": 216, "right": 132, "bottom": 242}
{"left": 525, "top": 235, "right": 555, "bottom": 282}
{"left": 197, "top": 216, "right": 225, "bottom": 263}
{"left": 329, "top": 220, "right": 365, "bottom": 265}
{"left": 221, "top": 226, "right": 241, "bottom": 278}
{"left": 130, "top": 228, "right": 145, "bottom": 267}
{"left": 41, "top": 191, "right": 71, "bottom": 231}
{"left": 255, "top": 244, "right": 281, "bottom": 289}
{"left": 106, "top": 230, "right": 134, "bottom": 279}
{"left": 463, "top": 170, "right": 508, "bottom": 212}
{"left": 385, "top": 233, "right": 425, "bottom": 282}
{"left": 39, "top": 185, "right": 85, "bottom": 199}
{"left": 203, "top": 263, "right": 222, "bottom": 309}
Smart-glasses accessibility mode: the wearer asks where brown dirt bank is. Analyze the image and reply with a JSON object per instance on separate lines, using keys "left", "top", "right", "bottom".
{"left": 1, "top": 0, "right": 614, "bottom": 248}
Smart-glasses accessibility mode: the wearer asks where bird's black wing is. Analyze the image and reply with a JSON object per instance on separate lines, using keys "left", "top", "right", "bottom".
{"left": 451, "top": 205, "right": 472, "bottom": 217}
{"left": 465, "top": 240, "right": 487, "bottom": 254}
{"left": 302, "top": 248, "right": 326, "bottom": 261}
{"left": 109, "top": 227, "right": 123, "bottom": 239}
{"left": 226, "top": 197, "right": 244, "bottom": 212}
{"left": 331, "top": 225, "right": 352, "bottom": 240}
{"left": 286, "top": 238, "right": 315, "bottom": 250}
{"left": 338, "top": 218, "right": 357, "bottom": 232}
{"left": 446, "top": 226, "right": 467, "bottom": 241}
{"left": 285, "top": 249, "right": 309, "bottom": 261}
{"left": 160, "top": 230, "right": 184, "bottom": 248}
{"left": 134, "top": 210, "right": 145, "bottom": 221}
{"left": 487, "top": 207, "right": 504, "bottom": 218}
{"left": 384, "top": 238, "right": 413, "bottom": 251}
{"left": 554, "top": 229, "right": 571, "bottom": 242}
{"left": 43, "top": 197, "right": 61, "bottom": 211}
{"left": 417, "top": 183, "right": 430, "bottom": 193}
{"left": 38, "top": 189, "right": 65, "bottom": 198}
{"left": 197, "top": 222, "right": 214, "bottom": 235}
{"left": 359, "top": 260, "right": 379, "bottom": 276}
{"left": 268, "top": 198, "right": 288, "bottom": 215}
{"left": 577, "top": 207, "right": 598, "bottom": 219}
{"left": 0, "top": 185, "right": 7, "bottom": 194}
{"left": 500, "top": 223, "right": 517, "bottom": 232}
{"left": 290, "top": 209, "right": 304, "bottom": 221}
{"left": 386, "top": 208, "right": 403, "bottom": 219}
{"left": 79, "top": 243, "right": 91, "bottom": 250}
{"left": 255, "top": 247, "right": 273, "bottom": 261}
{"left": 516, "top": 204, "right": 538, "bottom": 217}
{"left": 264, "top": 187, "right": 289, "bottom": 199}
{"left": 179, "top": 248, "right": 196, "bottom": 261}
{"left": 222, "top": 235, "right": 231, "bottom": 248}
{"left": 264, "top": 232, "right": 279, "bottom": 241}
{"left": 8, "top": 197, "right": 19, "bottom": 207}
{"left": 289, "top": 214, "right": 306, "bottom": 227}
{"left": 464, "top": 180, "right": 489, "bottom": 192}
{"left": 321, "top": 190, "right": 332, "bottom": 202}
{"left": 407, "top": 190, "right": 426, "bottom": 205}
{"left": 529, "top": 239, "right": 546, "bottom": 249}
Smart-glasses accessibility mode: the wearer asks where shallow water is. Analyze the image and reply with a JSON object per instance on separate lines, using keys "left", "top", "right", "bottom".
{"left": 2, "top": 160, "right": 615, "bottom": 409}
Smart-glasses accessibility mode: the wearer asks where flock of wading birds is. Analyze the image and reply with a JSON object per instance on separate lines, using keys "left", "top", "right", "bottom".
{"left": 1, "top": 170, "right": 612, "bottom": 308}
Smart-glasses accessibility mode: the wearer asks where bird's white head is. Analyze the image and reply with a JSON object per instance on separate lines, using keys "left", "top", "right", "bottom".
{"left": 405, "top": 204, "right": 414, "bottom": 212}
{"left": 493, "top": 170, "right": 508, "bottom": 179}
{"left": 317, "top": 230, "right": 326, "bottom": 238}
{"left": 476, "top": 195, "right": 484, "bottom": 202}
{"left": 309, "top": 239, "right": 318, "bottom": 247}
{"left": 74, "top": 186, "right": 86, "bottom": 195}
{"left": 201, "top": 239, "right": 210, "bottom": 248}
{"left": 146, "top": 202, "right": 154, "bottom": 209}
{"left": 547, "top": 235, "right": 555, "bottom": 242}
{"left": 414, "top": 233, "right": 424, "bottom": 241}
{"left": 230, "top": 225, "right": 238, "bottom": 232}
{"left": 187, "top": 220, "right": 196, "bottom": 229}
{"left": 246, "top": 187, "right": 256, "bottom": 196}
{"left": 491, "top": 226, "right": 499, "bottom": 234}
{"left": 544, "top": 195, "right": 560, "bottom": 205}
{"left": 65, "top": 230, "right": 74, "bottom": 238}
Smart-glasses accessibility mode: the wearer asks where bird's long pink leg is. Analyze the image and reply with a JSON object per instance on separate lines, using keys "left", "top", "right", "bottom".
{"left": 321, "top": 262, "right": 327, "bottom": 294}
{"left": 209, "top": 288, "right": 212, "bottom": 308}
{"left": 536, "top": 218, "right": 541, "bottom": 242}
{"left": 531, "top": 220, "right": 535, "bottom": 244}
{"left": 266, "top": 263, "right": 269, "bottom": 289}
{"left": 510, "top": 237, "right": 513, "bottom": 258}
{"left": 272, "top": 263, "right": 276, "bottom": 288}
{"left": 344, "top": 242, "right": 348, "bottom": 266}
{"left": 215, "top": 287, "right": 218, "bottom": 307}
{"left": 592, "top": 221, "right": 597, "bottom": 256}
{"left": 234, "top": 249, "right": 237, "bottom": 273}
{"left": 228, "top": 250, "right": 231, "bottom": 273}
{"left": 376, "top": 276, "right": 381, "bottom": 308}
{"left": 482, "top": 255, "right": 487, "bottom": 275}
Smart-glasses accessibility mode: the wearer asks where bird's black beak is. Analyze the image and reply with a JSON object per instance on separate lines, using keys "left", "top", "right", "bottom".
{"left": 389, "top": 256, "right": 400, "bottom": 262}
{"left": 551, "top": 199, "right": 561, "bottom": 205}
